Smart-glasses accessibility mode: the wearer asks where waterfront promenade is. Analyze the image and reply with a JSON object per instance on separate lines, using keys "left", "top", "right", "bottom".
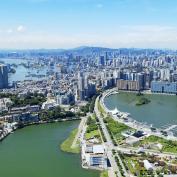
{"left": 71, "top": 115, "right": 88, "bottom": 148}
{"left": 94, "top": 96, "right": 121, "bottom": 177}
{"left": 101, "top": 89, "right": 177, "bottom": 141}
{"left": 94, "top": 93, "right": 177, "bottom": 176}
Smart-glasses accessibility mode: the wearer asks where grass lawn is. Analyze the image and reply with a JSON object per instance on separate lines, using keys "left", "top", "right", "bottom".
{"left": 135, "top": 135, "right": 177, "bottom": 153}
{"left": 85, "top": 129, "right": 100, "bottom": 140}
{"left": 60, "top": 128, "right": 80, "bottom": 154}
{"left": 100, "top": 170, "right": 108, "bottom": 177}
{"left": 105, "top": 117, "right": 133, "bottom": 144}
{"left": 106, "top": 117, "right": 130, "bottom": 133}
{"left": 124, "top": 157, "right": 140, "bottom": 175}
{"left": 85, "top": 113, "right": 102, "bottom": 142}
{"left": 123, "top": 155, "right": 151, "bottom": 176}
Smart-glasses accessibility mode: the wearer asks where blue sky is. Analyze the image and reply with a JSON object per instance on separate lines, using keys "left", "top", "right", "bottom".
{"left": 0, "top": 0, "right": 177, "bottom": 49}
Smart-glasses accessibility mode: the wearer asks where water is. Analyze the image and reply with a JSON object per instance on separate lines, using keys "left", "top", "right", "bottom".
{"left": 0, "top": 58, "right": 58, "bottom": 82}
{"left": 0, "top": 58, "right": 30, "bottom": 82}
{"left": 104, "top": 93, "right": 177, "bottom": 128}
{"left": 0, "top": 121, "right": 99, "bottom": 177}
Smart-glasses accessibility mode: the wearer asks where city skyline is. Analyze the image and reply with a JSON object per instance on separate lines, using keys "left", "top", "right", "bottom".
{"left": 1, "top": 0, "right": 177, "bottom": 49}
{"left": 1, "top": 1, "right": 177, "bottom": 176}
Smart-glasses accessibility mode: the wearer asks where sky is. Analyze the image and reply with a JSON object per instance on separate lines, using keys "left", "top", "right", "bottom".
{"left": 0, "top": 0, "right": 177, "bottom": 49}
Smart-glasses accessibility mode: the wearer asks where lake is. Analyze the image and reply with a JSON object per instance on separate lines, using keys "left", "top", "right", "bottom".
{"left": 0, "top": 121, "right": 99, "bottom": 177}
{"left": 104, "top": 92, "right": 177, "bottom": 129}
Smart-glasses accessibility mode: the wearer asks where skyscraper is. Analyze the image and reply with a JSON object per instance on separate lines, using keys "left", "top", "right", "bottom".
{"left": 78, "top": 72, "right": 85, "bottom": 100}
{"left": 0, "top": 64, "right": 8, "bottom": 89}
{"left": 98, "top": 56, "right": 105, "bottom": 66}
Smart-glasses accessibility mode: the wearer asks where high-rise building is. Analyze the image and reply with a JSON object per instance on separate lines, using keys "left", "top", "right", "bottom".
{"left": 151, "top": 81, "right": 177, "bottom": 94}
{"left": 117, "top": 80, "right": 140, "bottom": 91}
{"left": 146, "top": 71, "right": 153, "bottom": 89}
{"left": 98, "top": 56, "right": 105, "bottom": 66}
{"left": 78, "top": 72, "right": 85, "bottom": 100}
{"left": 0, "top": 64, "right": 8, "bottom": 89}
{"left": 171, "top": 73, "right": 177, "bottom": 82}
{"left": 136, "top": 73, "right": 146, "bottom": 90}
{"left": 78, "top": 72, "right": 96, "bottom": 101}
{"left": 78, "top": 72, "right": 84, "bottom": 90}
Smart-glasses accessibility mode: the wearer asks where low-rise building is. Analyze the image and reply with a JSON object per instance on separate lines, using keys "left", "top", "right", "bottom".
{"left": 82, "top": 143, "right": 107, "bottom": 169}
{"left": 42, "top": 99, "right": 57, "bottom": 110}
{"left": 0, "top": 98, "right": 12, "bottom": 112}
{"left": 143, "top": 160, "right": 154, "bottom": 171}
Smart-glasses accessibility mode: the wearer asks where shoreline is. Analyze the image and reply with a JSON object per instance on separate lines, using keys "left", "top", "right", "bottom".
{"left": 100, "top": 88, "right": 177, "bottom": 141}
{"left": 0, "top": 118, "right": 81, "bottom": 142}
{"left": 60, "top": 128, "right": 80, "bottom": 154}
{"left": 117, "top": 89, "right": 177, "bottom": 96}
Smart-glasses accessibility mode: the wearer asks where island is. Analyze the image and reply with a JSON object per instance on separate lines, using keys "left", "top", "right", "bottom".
{"left": 135, "top": 96, "right": 151, "bottom": 106}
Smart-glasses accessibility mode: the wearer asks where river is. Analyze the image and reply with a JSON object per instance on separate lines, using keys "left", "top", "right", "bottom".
{"left": 104, "top": 92, "right": 177, "bottom": 129}
{"left": 0, "top": 121, "right": 99, "bottom": 177}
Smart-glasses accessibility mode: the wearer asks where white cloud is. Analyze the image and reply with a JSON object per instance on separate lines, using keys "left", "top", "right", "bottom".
{"left": 17, "top": 25, "right": 26, "bottom": 32}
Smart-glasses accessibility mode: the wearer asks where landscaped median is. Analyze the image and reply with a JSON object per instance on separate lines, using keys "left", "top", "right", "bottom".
{"left": 85, "top": 114, "right": 102, "bottom": 143}
{"left": 60, "top": 128, "right": 80, "bottom": 154}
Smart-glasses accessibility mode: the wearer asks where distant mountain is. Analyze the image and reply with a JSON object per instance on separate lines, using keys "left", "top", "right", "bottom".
{"left": 62, "top": 46, "right": 117, "bottom": 55}
{"left": 0, "top": 46, "right": 176, "bottom": 58}
{"left": 71, "top": 46, "right": 91, "bottom": 50}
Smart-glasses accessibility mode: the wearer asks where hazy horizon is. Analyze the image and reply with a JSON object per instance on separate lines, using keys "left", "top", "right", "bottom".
{"left": 1, "top": 0, "right": 177, "bottom": 49}
{"left": 0, "top": 46, "right": 177, "bottom": 51}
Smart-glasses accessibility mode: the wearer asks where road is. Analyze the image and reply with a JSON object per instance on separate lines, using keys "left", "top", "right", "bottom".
{"left": 71, "top": 116, "right": 87, "bottom": 148}
{"left": 116, "top": 146, "right": 177, "bottom": 158}
{"left": 95, "top": 96, "right": 122, "bottom": 177}
{"left": 100, "top": 91, "right": 177, "bottom": 157}
{"left": 95, "top": 95, "right": 177, "bottom": 177}
{"left": 100, "top": 90, "right": 177, "bottom": 142}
